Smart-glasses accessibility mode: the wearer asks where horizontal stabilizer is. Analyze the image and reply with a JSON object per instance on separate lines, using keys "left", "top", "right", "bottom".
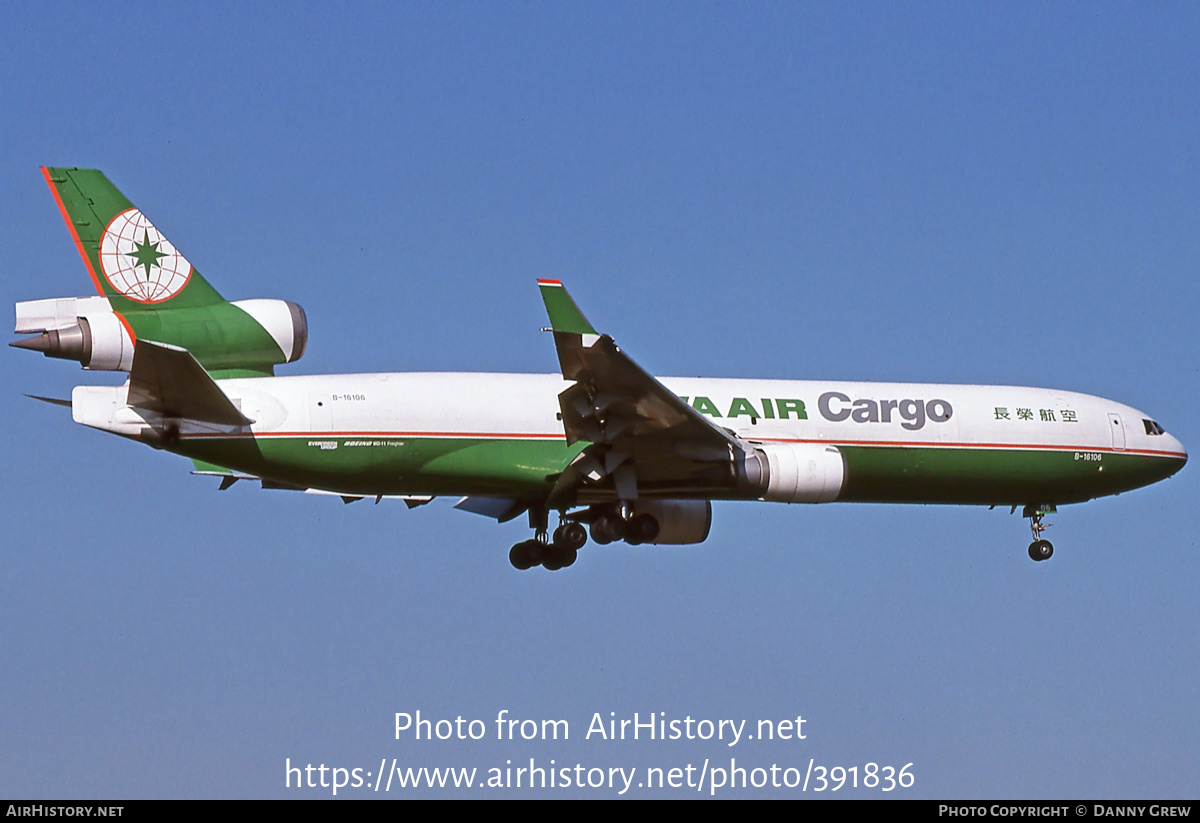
{"left": 24, "top": 393, "right": 72, "bottom": 408}
{"left": 128, "top": 340, "right": 251, "bottom": 426}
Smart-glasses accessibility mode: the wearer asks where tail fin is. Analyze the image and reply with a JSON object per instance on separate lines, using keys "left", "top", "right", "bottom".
{"left": 42, "top": 167, "right": 223, "bottom": 309}
{"left": 21, "top": 168, "right": 308, "bottom": 376}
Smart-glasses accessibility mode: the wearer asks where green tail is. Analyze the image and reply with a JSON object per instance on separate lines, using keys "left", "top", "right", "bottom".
{"left": 38, "top": 167, "right": 305, "bottom": 376}
{"left": 42, "top": 167, "right": 224, "bottom": 310}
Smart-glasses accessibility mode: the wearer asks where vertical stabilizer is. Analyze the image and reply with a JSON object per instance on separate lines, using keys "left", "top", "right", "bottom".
{"left": 20, "top": 168, "right": 308, "bottom": 376}
{"left": 42, "top": 167, "right": 224, "bottom": 310}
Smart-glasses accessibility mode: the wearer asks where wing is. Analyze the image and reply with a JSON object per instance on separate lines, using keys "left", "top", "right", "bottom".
{"left": 537, "top": 280, "right": 754, "bottom": 506}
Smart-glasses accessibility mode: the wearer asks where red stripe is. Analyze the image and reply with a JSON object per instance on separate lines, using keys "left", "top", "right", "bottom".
{"left": 175, "top": 430, "right": 1186, "bottom": 459}
{"left": 537, "top": 279, "right": 562, "bottom": 286}
{"left": 755, "top": 436, "right": 1186, "bottom": 459}
{"left": 42, "top": 167, "right": 105, "bottom": 297}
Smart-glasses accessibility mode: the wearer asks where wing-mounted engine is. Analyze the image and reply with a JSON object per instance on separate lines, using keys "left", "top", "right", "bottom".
{"left": 635, "top": 500, "right": 713, "bottom": 544}
{"left": 737, "top": 442, "right": 846, "bottom": 503}
{"left": 13, "top": 296, "right": 307, "bottom": 373}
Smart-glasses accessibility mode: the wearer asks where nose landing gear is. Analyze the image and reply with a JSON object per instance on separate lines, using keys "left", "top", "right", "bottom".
{"left": 1023, "top": 505, "right": 1055, "bottom": 562}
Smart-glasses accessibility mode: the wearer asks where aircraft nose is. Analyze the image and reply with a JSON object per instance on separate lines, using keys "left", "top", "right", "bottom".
{"left": 1164, "top": 432, "right": 1187, "bottom": 474}
{"left": 1171, "top": 434, "right": 1187, "bottom": 462}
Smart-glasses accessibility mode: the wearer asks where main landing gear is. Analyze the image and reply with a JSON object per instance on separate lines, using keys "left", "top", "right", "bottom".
{"left": 509, "top": 522, "right": 587, "bottom": 571}
{"left": 588, "top": 505, "right": 660, "bottom": 546}
{"left": 508, "top": 504, "right": 662, "bottom": 571}
{"left": 1023, "top": 505, "right": 1054, "bottom": 562}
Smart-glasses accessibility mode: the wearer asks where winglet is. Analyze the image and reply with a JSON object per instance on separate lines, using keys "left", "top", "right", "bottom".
{"left": 538, "top": 280, "right": 596, "bottom": 335}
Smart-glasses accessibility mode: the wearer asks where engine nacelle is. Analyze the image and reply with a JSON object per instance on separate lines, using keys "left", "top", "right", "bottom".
{"left": 738, "top": 443, "right": 846, "bottom": 503}
{"left": 11, "top": 312, "right": 134, "bottom": 370}
{"left": 14, "top": 296, "right": 308, "bottom": 371}
{"left": 79, "top": 312, "right": 134, "bottom": 370}
{"left": 639, "top": 499, "right": 712, "bottom": 545}
{"left": 230, "top": 299, "right": 308, "bottom": 364}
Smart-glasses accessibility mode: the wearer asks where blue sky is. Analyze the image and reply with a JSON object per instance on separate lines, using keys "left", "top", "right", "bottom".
{"left": 2, "top": 3, "right": 1198, "bottom": 798}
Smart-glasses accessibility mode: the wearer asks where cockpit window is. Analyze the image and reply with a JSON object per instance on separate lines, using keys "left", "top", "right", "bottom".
{"left": 1143, "top": 419, "right": 1165, "bottom": 436}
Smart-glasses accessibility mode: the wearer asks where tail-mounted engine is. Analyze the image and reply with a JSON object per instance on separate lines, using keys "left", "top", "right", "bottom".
{"left": 13, "top": 296, "right": 307, "bottom": 372}
{"left": 12, "top": 296, "right": 130, "bottom": 369}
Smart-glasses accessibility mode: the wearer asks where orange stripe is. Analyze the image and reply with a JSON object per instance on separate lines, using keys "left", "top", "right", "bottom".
{"left": 113, "top": 311, "right": 137, "bottom": 344}
{"left": 41, "top": 167, "right": 105, "bottom": 297}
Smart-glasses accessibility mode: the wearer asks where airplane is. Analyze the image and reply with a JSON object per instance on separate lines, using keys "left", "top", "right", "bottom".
{"left": 13, "top": 167, "right": 1187, "bottom": 570}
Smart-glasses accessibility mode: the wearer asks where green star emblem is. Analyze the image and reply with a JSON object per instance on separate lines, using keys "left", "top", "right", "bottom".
{"left": 126, "top": 230, "right": 168, "bottom": 280}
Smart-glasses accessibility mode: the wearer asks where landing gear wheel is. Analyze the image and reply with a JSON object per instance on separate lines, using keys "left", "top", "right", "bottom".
{"left": 553, "top": 522, "right": 588, "bottom": 551}
{"left": 625, "top": 513, "right": 660, "bottom": 545}
{"left": 591, "top": 516, "right": 623, "bottom": 545}
{"left": 1028, "top": 540, "right": 1053, "bottom": 562}
{"left": 508, "top": 539, "right": 545, "bottom": 570}
{"left": 542, "top": 547, "right": 564, "bottom": 571}
{"left": 509, "top": 540, "right": 537, "bottom": 570}
{"left": 540, "top": 544, "right": 577, "bottom": 570}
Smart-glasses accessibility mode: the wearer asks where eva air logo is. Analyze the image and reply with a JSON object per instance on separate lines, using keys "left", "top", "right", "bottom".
{"left": 98, "top": 208, "right": 192, "bottom": 302}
